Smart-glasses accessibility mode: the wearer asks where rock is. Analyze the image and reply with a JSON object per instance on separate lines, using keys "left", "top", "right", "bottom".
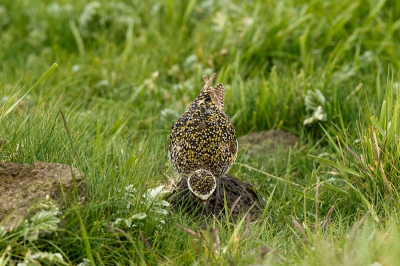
{"left": 167, "top": 174, "right": 264, "bottom": 221}
{"left": 238, "top": 130, "right": 299, "bottom": 157}
{"left": 0, "top": 162, "right": 84, "bottom": 231}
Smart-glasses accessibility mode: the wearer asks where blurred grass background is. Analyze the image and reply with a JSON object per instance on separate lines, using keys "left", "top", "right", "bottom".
{"left": 1, "top": 0, "right": 400, "bottom": 265}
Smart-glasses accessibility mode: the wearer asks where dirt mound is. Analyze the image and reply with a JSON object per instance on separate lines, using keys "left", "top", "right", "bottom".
{"left": 0, "top": 162, "right": 84, "bottom": 231}
{"left": 238, "top": 130, "right": 299, "bottom": 157}
{"left": 167, "top": 173, "right": 263, "bottom": 221}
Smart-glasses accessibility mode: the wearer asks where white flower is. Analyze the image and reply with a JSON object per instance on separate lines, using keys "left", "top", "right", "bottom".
{"left": 95, "top": 79, "right": 109, "bottom": 88}
{"left": 305, "top": 89, "right": 325, "bottom": 111}
{"left": 79, "top": 2, "right": 101, "bottom": 27}
{"left": 72, "top": 65, "right": 80, "bottom": 72}
{"left": 303, "top": 106, "right": 327, "bottom": 125}
{"left": 304, "top": 89, "right": 327, "bottom": 125}
{"left": 77, "top": 258, "right": 92, "bottom": 266}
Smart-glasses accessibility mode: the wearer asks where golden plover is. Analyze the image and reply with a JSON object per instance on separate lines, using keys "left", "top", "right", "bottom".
{"left": 168, "top": 73, "right": 238, "bottom": 177}
{"left": 168, "top": 73, "right": 237, "bottom": 214}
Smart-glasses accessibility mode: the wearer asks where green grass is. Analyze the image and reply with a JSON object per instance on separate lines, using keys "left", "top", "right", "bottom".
{"left": 1, "top": 0, "right": 400, "bottom": 264}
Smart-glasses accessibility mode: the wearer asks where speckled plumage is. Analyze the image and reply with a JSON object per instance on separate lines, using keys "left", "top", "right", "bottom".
{"left": 187, "top": 169, "right": 216, "bottom": 201}
{"left": 168, "top": 74, "right": 238, "bottom": 178}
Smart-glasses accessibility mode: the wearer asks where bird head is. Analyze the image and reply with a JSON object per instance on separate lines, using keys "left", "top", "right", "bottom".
{"left": 187, "top": 169, "right": 217, "bottom": 201}
{"left": 199, "top": 73, "right": 225, "bottom": 111}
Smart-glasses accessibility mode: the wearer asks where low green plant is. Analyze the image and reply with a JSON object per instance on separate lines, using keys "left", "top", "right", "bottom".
{"left": 0, "top": 201, "right": 65, "bottom": 265}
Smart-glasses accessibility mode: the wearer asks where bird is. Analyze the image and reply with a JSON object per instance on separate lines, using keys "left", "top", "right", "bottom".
{"left": 168, "top": 73, "right": 238, "bottom": 213}
{"left": 186, "top": 169, "right": 217, "bottom": 214}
